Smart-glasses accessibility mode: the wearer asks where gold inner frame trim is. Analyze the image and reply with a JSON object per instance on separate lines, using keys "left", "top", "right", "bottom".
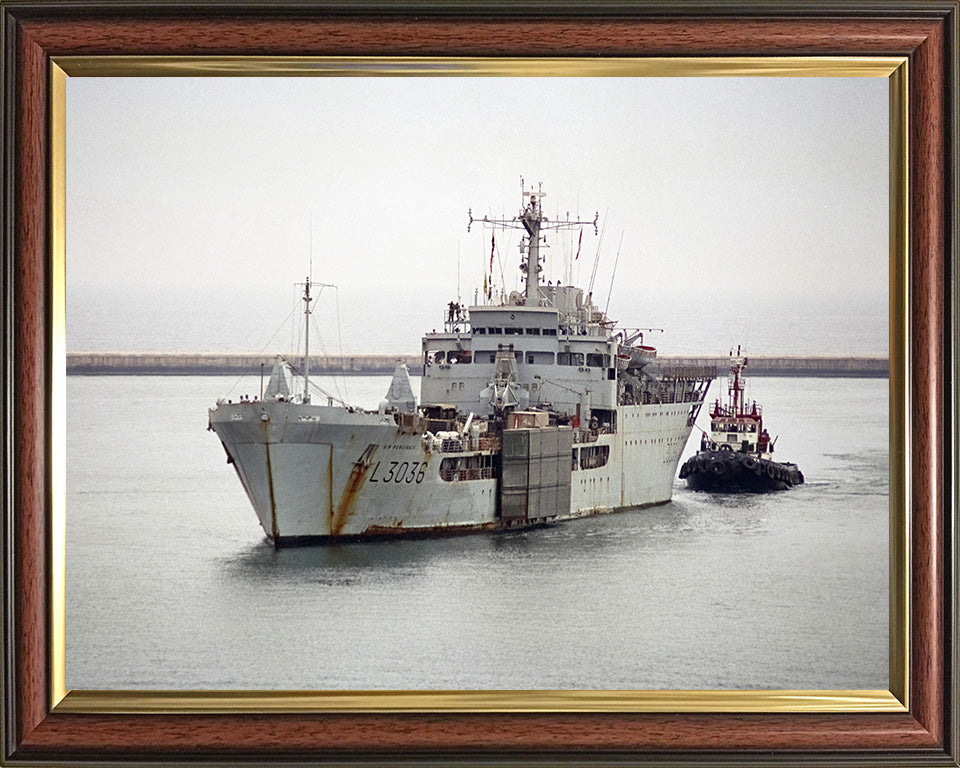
{"left": 53, "top": 55, "right": 905, "bottom": 78}
{"left": 886, "top": 60, "right": 910, "bottom": 710}
{"left": 50, "top": 62, "right": 68, "bottom": 710}
{"left": 56, "top": 688, "right": 903, "bottom": 715}
{"left": 49, "top": 55, "right": 909, "bottom": 715}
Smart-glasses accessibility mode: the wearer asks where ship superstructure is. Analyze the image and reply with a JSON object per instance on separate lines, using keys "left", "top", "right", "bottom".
{"left": 209, "top": 184, "right": 715, "bottom": 543}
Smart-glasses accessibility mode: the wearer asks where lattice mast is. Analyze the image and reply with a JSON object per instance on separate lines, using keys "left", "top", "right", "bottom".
{"left": 726, "top": 345, "right": 748, "bottom": 417}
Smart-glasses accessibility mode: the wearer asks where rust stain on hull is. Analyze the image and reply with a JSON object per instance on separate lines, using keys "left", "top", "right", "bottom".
{"left": 331, "top": 461, "right": 371, "bottom": 536}
{"left": 264, "top": 444, "right": 279, "bottom": 541}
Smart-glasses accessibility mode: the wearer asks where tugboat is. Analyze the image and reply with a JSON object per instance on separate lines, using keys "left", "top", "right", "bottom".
{"left": 679, "top": 348, "right": 804, "bottom": 492}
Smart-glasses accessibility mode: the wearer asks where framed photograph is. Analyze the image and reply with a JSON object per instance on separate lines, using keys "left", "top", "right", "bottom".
{"left": 3, "top": 2, "right": 956, "bottom": 765}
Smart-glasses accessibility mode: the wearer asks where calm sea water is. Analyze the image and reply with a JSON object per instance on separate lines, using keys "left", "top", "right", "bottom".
{"left": 66, "top": 374, "right": 888, "bottom": 690}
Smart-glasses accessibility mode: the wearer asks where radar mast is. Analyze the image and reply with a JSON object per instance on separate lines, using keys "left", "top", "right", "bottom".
{"left": 468, "top": 181, "right": 598, "bottom": 303}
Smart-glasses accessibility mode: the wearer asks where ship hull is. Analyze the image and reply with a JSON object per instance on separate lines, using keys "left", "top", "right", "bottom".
{"left": 209, "top": 399, "right": 697, "bottom": 543}
{"left": 679, "top": 450, "right": 804, "bottom": 493}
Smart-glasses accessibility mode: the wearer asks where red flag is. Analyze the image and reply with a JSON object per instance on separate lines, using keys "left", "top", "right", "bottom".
{"left": 490, "top": 233, "right": 495, "bottom": 271}
{"left": 574, "top": 228, "right": 583, "bottom": 260}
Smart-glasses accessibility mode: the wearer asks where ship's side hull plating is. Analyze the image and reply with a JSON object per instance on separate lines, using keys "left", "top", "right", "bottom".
{"left": 209, "top": 399, "right": 697, "bottom": 543}
{"left": 210, "top": 402, "right": 497, "bottom": 540}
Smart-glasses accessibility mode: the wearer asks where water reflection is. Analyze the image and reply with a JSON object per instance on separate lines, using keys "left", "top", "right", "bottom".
{"left": 218, "top": 535, "right": 460, "bottom": 583}
{"left": 218, "top": 496, "right": 778, "bottom": 585}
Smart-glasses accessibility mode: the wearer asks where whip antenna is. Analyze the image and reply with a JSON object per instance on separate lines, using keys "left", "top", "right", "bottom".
{"left": 604, "top": 231, "right": 624, "bottom": 316}
{"left": 587, "top": 206, "right": 609, "bottom": 296}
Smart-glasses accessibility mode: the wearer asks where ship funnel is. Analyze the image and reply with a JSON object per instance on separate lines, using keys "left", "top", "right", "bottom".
{"left": 385, "top": 361, "right": 417, "bottom": 413}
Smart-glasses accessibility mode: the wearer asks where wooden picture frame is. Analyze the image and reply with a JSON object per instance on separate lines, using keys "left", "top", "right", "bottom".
{"left": 2, "top": 2, "right": 956, "bottom": 765}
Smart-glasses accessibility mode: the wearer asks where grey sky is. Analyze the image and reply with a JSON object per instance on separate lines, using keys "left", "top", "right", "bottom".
{"left": 66, "top": 76, "right": 888, "bottom": 355}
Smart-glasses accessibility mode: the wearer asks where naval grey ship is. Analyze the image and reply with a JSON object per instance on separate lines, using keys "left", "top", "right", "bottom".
{"left": 209, "top": 185, "right": 715, "bottom": 544}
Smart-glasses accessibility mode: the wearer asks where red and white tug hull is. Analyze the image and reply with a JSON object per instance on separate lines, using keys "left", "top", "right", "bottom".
{"left": 679, "top": 349, "right": 804, "bottom": 493}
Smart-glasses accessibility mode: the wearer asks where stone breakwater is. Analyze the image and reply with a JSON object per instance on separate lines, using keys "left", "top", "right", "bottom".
{"left": 66, "top": 353, "right": 889, "bottom": 378}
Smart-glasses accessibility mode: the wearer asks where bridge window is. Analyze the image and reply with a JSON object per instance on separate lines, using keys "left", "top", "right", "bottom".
{"left": 525, "top": 351, "right": 555, "bottom": 365}
{"left": 557, "top": 352, "right": 584, "bottom": 366}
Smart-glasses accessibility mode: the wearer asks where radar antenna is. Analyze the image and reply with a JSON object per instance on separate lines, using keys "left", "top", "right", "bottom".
{"left": 468, "top": 182, "right": 598, "bottom": 303}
